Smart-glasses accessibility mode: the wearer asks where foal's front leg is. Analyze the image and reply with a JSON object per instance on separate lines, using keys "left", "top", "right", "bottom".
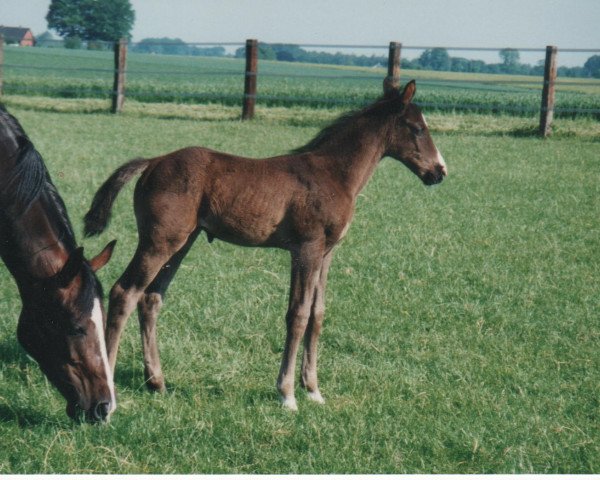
{"left": 301, "top": 249, "right": 333, "bottom": 404}
{"left": 277, "top": 244, "right": 324, "bottom": 411}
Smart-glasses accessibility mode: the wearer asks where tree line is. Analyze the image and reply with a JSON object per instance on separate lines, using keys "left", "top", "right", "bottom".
{"left": 233, "top": 44, "right": 599, "bottom": 79}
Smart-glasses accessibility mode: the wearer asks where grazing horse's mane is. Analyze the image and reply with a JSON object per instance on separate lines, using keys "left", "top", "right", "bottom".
{"left": 0, "top": 105, "right": 77, "bottom": 250}
{"left": 292, "top": 93, "right": 401, "bottom": 154}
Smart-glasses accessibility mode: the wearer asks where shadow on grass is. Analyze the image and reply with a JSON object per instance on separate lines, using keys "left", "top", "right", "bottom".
{"left": 502, "top": 126, "right": 600, "bottom": 141}
{"left": 241, "top": 386, "right": 279, "bottom": 407}
{"left": 113, "top": 363, "right": 144, "bottom": 391}
{"left": 506, "top": 126, "right": 541, "bottom": 137}
{"left": 0, "top": 337, "right": 31, "bottom": 367}
{"left": 0, "top": 339, "right": 70, "bottom": 428}
{"left": 2, "top": 100, "right": 112, "bottom": 116}
{"left": 0, "top": 402, "right": 57, "bottom": 427}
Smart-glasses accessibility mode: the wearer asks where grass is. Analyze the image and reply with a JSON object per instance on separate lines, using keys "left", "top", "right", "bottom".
{"left": 3, "top": 45, "right": 600, "bottom": 116}
{"left": 0, "top": 101, "right": 599, "bottom": 473}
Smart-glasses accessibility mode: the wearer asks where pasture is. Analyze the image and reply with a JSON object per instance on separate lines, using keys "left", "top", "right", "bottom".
{"left": 3, "top": 45, "right": 600, "bottom": 115}
{"left": 0, "top": 103, "right": 599, "bottom": 473}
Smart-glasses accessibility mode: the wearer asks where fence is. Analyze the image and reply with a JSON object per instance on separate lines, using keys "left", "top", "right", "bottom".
{"left": 1, "top": 35, "right": 599, "bottom": 136}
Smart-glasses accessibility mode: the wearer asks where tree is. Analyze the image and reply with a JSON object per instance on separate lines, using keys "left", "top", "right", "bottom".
{"left": 499, "top": 48, "right": 520, "bottom": 66}
{"left": 450, "top": 57, "right": 470, "bottom": 72}
{"left": 133, "top": 37, "right": 189, "bottom": 55}
{"left": 35, "top": 31, "right": 59, "bottom": 47}
{"left": 47, "top": 0, "right": 135, "bottom": 42}
{"left": 583, "top": 55, "right": 600, "bottom": 78}
{"left": 499, "top": 48, "right": 520, "bottom": 71}
{"left": 235, "top": 43, "right": 277, "bottom": 60}
{"left": 418, "top": 48, "right": 451, "bottom": 71}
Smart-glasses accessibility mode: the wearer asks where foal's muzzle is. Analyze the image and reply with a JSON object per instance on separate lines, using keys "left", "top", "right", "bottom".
{"left": 422, "top": 164, "right": 447, "bottom": 186}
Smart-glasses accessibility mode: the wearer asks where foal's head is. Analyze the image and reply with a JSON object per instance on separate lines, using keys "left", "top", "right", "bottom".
{"left": 17, "top": 242, "right": 116, "bottom": 423}
{"left": 383, "top": 80, "right": 447, "bottom": 185}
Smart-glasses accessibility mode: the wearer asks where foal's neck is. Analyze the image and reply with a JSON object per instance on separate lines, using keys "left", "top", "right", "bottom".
{"left": 326, "top": 117, "right": 388, "bottom": 199}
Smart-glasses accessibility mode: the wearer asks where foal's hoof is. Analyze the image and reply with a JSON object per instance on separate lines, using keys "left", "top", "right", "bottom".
{"left": 280, "top": 396, "right": 298, "bottom": 411}
{"left": 307, "top": 390, "right": 325, "bottom": 404}
{"left": 145, "top": 377, "right": 166, "bottom": 393}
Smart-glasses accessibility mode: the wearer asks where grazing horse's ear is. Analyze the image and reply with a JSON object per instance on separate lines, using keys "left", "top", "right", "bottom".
{"left": 89, "top": 239, "right": 117, "bottom": 272}
{"left": 54, "top": 247, "right": 85, "bottom": 288}
{"left": 400, "top": 80, "right": 417, "bottom": 105}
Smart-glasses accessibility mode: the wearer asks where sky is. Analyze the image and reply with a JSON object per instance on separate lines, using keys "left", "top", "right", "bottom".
{"left": 1, "top": 0, "right": 599, "bottom": 66}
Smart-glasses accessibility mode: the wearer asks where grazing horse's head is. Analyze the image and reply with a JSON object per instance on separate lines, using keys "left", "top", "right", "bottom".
{"left": 16, "top": 242, "right": 116, "bottom": 423}
{"left": 383, "top": 80, "right": 447, "bottom": 185}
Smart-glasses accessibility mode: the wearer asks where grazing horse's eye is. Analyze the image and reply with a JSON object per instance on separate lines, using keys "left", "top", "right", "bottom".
{"left": 69, "top": 326, "right": 87, "bottom": 337}
{"left": 410, "top": 124, "right": 425, "bottom": 137}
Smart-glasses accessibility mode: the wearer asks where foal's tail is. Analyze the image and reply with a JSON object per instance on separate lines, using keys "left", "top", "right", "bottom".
{"left": 84, "top": 157, "right": 151, "bottom": 237}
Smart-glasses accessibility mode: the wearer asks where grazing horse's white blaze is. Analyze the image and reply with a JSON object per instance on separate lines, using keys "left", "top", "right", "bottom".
{"left": 422, "top": 114, "right": 448, "bottom": 176}
{"left": 91, "top": 298, "right": 116, "bottom": 414}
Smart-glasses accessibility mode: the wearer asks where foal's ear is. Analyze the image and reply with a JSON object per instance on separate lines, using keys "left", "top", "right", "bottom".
{"left": 400, "top": 80, "right": 417, "bottom": 105}
{"left": 89, "top": 239, "right": 117, "bottom": 272}
{"left": 54, "top": 247, "right": 85, "bottom": 288}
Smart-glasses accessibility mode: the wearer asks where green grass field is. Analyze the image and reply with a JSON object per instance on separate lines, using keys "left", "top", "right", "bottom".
{"left": 0, "top": 100, "right": 599, "bottom": 473}
{"left": 4, "top": 45, "right": 600, "bottom": 116}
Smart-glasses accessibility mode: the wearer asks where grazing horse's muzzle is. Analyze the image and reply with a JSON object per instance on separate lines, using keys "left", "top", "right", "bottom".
{"left": 92, "top": 400, "right": 112, "bottom": 422}
{"left": 67, "top": 398, "right": 114, "bottom": 423}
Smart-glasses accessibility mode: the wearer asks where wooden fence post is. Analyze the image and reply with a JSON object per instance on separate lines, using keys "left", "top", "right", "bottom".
{"left": 111, "top": 38, "right": 128, "bottom": 113}
{"left": 384, "top": 41, "right": 402, "bottom": 93}
{"left": 242, "top": 39, "right": 258, "bottom": 120}
{"left": 0, "top": 34, "right": 4, "bottom": 97}
{"left": 539, "top": 45, "right": 557, "bottom": 137}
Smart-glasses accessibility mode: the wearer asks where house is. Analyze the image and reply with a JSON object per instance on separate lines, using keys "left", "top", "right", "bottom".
{"left": 0, "top": 26, "right": 36, "bottom": 46}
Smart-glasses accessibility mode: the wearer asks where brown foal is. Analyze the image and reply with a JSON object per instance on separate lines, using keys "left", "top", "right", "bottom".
{"left": 84, "top": 80, "right": 447, "bottom": 411}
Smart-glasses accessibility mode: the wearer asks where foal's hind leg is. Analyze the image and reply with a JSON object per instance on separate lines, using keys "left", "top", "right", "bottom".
{"left": 137, "top": 229, "right": 201, "bottom": 392}
{"left": 301, "top": 249, "right": 333, "bottom": 404}
{"left": 277, "top": 242, "right": 324, "bottom": 411}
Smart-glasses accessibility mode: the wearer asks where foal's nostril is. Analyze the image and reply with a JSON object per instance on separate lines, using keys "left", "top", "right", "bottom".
{"left": 93, "top": 401, "right": 111, "bottom": 421}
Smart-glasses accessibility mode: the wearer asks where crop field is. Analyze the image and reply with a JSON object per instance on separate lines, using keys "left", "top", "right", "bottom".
{"left": 3, "top": 45, "right": 600, "bottom": 116}
{"left": 0, "top": 99, "right": 598, "bottom": 473}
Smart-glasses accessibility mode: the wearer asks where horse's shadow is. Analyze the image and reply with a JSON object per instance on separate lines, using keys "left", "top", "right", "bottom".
{"left": 0, "top": 338, "right": 67, "bottom": 426}
{"left": 0, "top": 402, "right": 57, "bottom": 427}
{"left": 0, "top": 336, "right": 30, "bottom": 367}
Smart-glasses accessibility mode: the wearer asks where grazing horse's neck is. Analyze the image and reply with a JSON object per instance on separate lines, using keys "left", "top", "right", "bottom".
{"left": 0, "top": 118, "right": 72, "bottom": 282}
{"left": 1, "top": 197, "right": 70, "bottom": 284}
{"left": 0, "top": 125, "right": 20, "bottom": 157}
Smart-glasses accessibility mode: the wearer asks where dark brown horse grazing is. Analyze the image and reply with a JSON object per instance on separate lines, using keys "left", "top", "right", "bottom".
{"left": 84, "top": 80, "right": 447, "bottom": 411}
{"left": 0, "top": 105, "right": 116, "bottom": 422}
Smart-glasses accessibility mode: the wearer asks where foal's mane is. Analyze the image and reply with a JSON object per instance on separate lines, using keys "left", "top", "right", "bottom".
{"left": 292, "top": 93, "right": 401, "bottom": 154}
{"left": 0, "top": 105, "right": 77, "bottom": 250}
